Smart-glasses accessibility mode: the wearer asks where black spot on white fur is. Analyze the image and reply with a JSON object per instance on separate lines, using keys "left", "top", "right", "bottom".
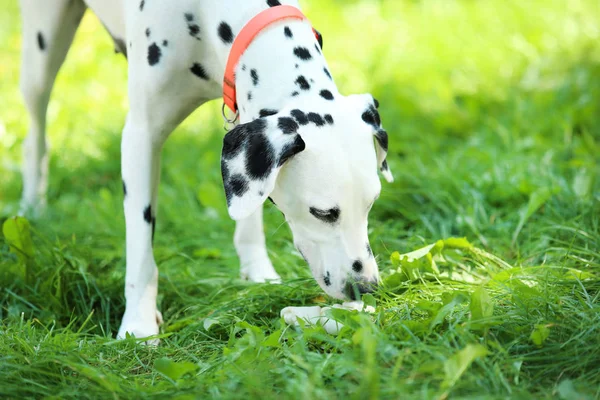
{"left": 295, "top": 76, "right": 310, "bottom": 90}
{"left": 122, "top": 181, "right": 127, "bottom": 197}
{"left": 309, "top": 207, "right": 340, "bottom": 224}
{"left": 147, "top": 43, "right": 161, "bottom": 65}
{"left": 162, "top": 40, "right": 168, "bottom": 47}
{"left": 366, "top": 243, "right": 373, "bottom": 257}
{"left": 145, "top": 28, "right": 151, "bottom": 38}
{"left": 221, "top": 159, "right": 230, "bottom": 181}
{"left": 324, "top": 114, "right": 334, "bottom": 125}
{"left": 267, "top": 0, "right": 282, "bottom": 6}
{"left": 278, "top": 135, "right": 305, "bottom": 167}
{"left": 362, "top": 105, "right": 381, "bottom": 128}
{"left": 284, "top": 26, "right": 293, "bottom": 38}
{"left": 260, "top": 109, "right": 278, "bottom": 118}
{"left": 218, "top": 22, "right": 234, "bottom": 44}
{"left": 250, "top": 69, "right": 259, "bottom": 86}
{"left": 37, "top": 32, "right": 45, "bottom": 51}
{"left": 229, "top": 174, "right": 249, "bottom": 197}
{"left": 314, "top": 43, "right": 321, "bottom": 55}
{"left": 324, "top": 271, "right": 331, "bottom": 286}
{"left": 324, "top": 67, "right": 332, "bottom": 80}
{"left": 291, "top": 91, "right": 299, "bottom": 97}
{"left": 352, "top": 260, "right": 363, "bottom": 273}
{"left": 139, "top": 0, "right": 145, "bottom": 11}
{"left": 247, "top": 92, "right": 252, "bottom": 101}
{"left": 143, "top": 205, "right": 152, "bottom": 223}
{"left": 307, "top": 112, "right": 325, "bottom": 127}
{"left": 246, "top": 133, "right": 275, "bottom": 179}
{"left": 319, "top": 89, "right": 334, "bottom": 100}
{"left": 190, "top": 63, "right": 209, "bottom": 80}
{"left": 278, "top": 117, "right": 299, "bottom": 134}
{"left": 374, "top": 129, "right": 389, "bottom": 152}
{"left": 222, "top": 119, "right": 267, "bottom": 161}
{"left": 381, "top": 159, "right": 389, "bottom": 172}
{"left": 291, "top": 109, "right": 308, "bottom": 125}
{"left": 294, "top": 47, "right": 312, "bottom": 60}
{"left": 185, "top": 13, "right": 201, "bottom": 40}
{"left": 224, "top": 173, "right": 249, "bottom": 206}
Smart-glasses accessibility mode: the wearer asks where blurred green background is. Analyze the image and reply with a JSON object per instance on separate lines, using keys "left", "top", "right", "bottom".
{"left": 1, "top": 0, "right": 599, "bottom": 398}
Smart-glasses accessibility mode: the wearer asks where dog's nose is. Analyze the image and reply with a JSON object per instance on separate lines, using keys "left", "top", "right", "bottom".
{"left": 343, "top": 279, "right": 378, "bottom": 300}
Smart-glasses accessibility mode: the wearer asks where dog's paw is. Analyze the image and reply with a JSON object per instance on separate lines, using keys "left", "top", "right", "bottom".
{"left": 117, "top": 309, "right": 163, "bottom": 345}
{"left": 241, "top": 258, "right": 281, "bottom": 283}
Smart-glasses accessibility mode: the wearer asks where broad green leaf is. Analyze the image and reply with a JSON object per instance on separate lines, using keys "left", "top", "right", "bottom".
{"left": 442, "top": 344, "right": 488, "bottom": 389}
{"left": 235, "top": 321, "right": 265, "bottom": 346}
{"left": 430, "top": 292, "right": 468, "bottom": 329}
{"left": 154, "top": 358, "right": 198, "bottom": 381}
{"left": 512, "top": 187, "right": 553, "bottom": 246}
{"left": 530, "top": 324, "right": 551, "bottom": 347}
{"left": 2, "top": 216, "right": 34, "bottom": 260}
{"left": 262, "top": 329, "right": 282, "bottom": 348}
{"left": 396, "top": 243, "right": 436, "bottom": 263}
{"left": 390, "top": 251, "right": 402, "bottom": 267}
{"left": 382, "top": 271, "right": 406, "bottom": 287}
{"left": 362, "top": 293, "right": 376, "bottom": 309}
{"left": 443, "top": 237, "right": 472, "bottom": 249}
{"left": 470, "top": 287, "right": 494, "bottom": 321}
{"left": 203, "top": 317, "right": 219, "bottom": 331}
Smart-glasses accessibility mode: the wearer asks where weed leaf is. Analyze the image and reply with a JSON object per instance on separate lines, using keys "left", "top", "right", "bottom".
{"left": 154, "top": 358, "right": 198, "bottom": 381}
{"left": 530, "top": 324, "right": 551, "bottom": 347}
{"left": 442, "top": 344, "right": 488, "bottom": 389}
{"left": 512, "top": 187, "right": 553, "bottom": 246}
{"left": 2, "top": 216, "right": 34, "bottom": 260}
{"left": 470, "top": 287, "right": 494, "bottom": 322}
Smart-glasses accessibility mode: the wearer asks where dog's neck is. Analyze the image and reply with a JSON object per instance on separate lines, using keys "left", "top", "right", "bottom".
{"left": 219, "top": 18, "right": 338, "bottom": 123}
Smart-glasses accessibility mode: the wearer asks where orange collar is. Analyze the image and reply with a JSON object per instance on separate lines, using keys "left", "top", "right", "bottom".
{"left": 223, "top": 5, "right": 320, "bottom": 117}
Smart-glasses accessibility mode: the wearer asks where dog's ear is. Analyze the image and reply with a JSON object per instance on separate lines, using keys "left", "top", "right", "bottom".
{"left": 221, "top": 116, "right": 305, "bottom": 220}
{"left": 357, "top": 94, "right": 393, "bottom": 182}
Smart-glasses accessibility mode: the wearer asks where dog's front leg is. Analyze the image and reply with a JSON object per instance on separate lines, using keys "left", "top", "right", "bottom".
{"left": 117, "top": 116, "right": 163, "bottom": 344}
{"left": 234, "top": 205, "right": 281, "bottom": 283}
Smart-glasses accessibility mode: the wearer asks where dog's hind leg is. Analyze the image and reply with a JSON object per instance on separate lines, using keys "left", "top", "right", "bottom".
{"left": 18, "top": 0, "right": 87, "bottom": 213}
{"left": 235, "top": 206, "right": 281, "bottom": 283}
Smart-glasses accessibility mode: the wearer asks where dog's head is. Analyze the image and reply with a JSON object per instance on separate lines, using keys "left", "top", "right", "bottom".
{"left": 220, "top": 93, "right": 392, "bottom": 299}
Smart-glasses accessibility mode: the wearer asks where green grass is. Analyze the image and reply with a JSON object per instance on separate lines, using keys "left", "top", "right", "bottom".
{"left": 1, "top": 0, "right": 600, "bottom": 398}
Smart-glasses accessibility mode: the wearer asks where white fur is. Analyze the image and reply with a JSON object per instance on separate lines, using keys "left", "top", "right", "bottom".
{"left": 18, "top": 0, "right": 391, "bottom": 343}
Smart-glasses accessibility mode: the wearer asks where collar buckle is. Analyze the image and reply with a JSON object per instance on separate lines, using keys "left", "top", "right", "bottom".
{"left": 222, "top": 102, "right": 239, "bottom": 131}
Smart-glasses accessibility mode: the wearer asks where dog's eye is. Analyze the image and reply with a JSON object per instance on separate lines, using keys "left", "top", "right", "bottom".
{"left": 309, "top": 206, "right": 340, "bottom": 224}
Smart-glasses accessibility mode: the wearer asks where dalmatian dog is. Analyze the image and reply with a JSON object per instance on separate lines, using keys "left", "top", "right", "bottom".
{"left": 18, "top": 0, "right": 393, "bottom": 341}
